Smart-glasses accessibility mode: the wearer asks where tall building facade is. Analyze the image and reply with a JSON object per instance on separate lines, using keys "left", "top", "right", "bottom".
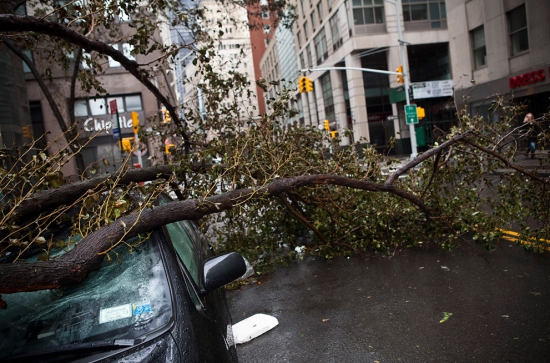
{"left": 247, "top": 0, "right": 278, "bottom": 115}
{"left": 286, "top": 0, "right": 549, "bottom": 154}
{"left": 260, "top": 14, "right": 301, "bottom": 128}
{"left": 291, "top": 0, "right": 452, "bottom": 154}
{"left": 448, "top": 0, "right": 550, "bottom": 122}
{"left": 23, "top": 10, "right": 175, "bottom": 177}
{"left": 182, "top": 0, "right": 260, "bottom": 141}
{"left": 0, "top": 45, "right": 32, "bottom": 156}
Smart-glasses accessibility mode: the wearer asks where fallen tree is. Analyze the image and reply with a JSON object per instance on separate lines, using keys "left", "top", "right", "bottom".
{"left": 1, "top": 0, "right": 549, "bottom": 307}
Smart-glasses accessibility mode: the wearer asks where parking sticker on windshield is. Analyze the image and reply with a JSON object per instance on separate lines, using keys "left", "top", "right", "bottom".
{"left": 132, "top": 302, "right": 152, "bottom": 315}
{"left": 99, "top": 304, "right": 132, "bottom": 324}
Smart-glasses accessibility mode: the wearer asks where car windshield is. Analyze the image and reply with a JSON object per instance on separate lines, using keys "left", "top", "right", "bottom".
{"left": 0, "top": 234, "right": 173, "bottom": 359}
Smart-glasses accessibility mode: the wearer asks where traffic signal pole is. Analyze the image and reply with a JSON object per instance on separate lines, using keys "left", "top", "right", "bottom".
{"left": 300, "top": 1, "right": 418, "bottom": 159}
{"left": 386, "top": 0, "right": 417, "bottom": 158}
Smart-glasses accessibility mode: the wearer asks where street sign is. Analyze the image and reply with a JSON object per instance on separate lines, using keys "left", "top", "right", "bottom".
{"left": 411, "top": 80, "right": 454, "bottom": 99}
{"left": 112, "top": 127, "right": 120, "bottom": 139}
{"left": 405, "top": 104, "right": 418, "bottom": 125}
{"left": 109, "top": 100, "right": 117, "bottom": 115}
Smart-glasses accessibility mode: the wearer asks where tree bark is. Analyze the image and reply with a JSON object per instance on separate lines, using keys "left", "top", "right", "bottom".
{"left": 6, "top": 162, "right": 220, "bottom": 222}
{"left": 0, "top": 174, "right": 431, "bottom": 295}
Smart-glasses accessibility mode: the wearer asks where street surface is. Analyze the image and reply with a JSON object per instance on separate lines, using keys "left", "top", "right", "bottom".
{"left": 227, "top": 242, "right": 550, "bottom": 362}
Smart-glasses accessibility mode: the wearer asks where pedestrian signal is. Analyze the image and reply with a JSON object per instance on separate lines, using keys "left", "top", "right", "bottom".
{"left": 165, "top": 144, "right": 176, "bottom": 154}
{"left": 131, "top": 112, "right": 140, "bottom": 133}
{"left": 22, "top": 125, "right": 32, "bottom": 139}
{"left": 417, "top": 107, "right": 425, "bottom": 119}
{"left": 118, "top": 137, "right": 133, "bottom": 153}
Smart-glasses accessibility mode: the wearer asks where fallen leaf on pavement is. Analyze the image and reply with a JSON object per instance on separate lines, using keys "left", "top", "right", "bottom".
{"left": 439, "top": 312, "right": 453, "bottom": 323}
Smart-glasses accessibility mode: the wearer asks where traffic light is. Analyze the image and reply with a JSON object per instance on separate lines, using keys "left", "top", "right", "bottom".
{"left": 162, "top": 108, "right": 171, "bottom": 123}
{"left": 298, "top": 76, "right": 306, "bottom": 93}
{"left": 22, "top": 125, "right": 32, "bottom": 139}
{"left": 131, "top": 111, "right": 140, "bottom": 133}
{"left": 304, "top": 77, "right": 313, "bottom": 92}
{"left": 118, "top": 137, "right": 133, "bottom": 153}
{"left": 329, "top": 131, "right": 338, "bottom": 139}
{"left": 298, "top": 76, "right": 313, "bottom": 93}
{"left": 324, "top": 120, "right": 329, "bottom": 130}
{"left": 417, "top": 107, "right": 425, "bottom": 119}
{"left": 396, "top": 65, "right": 404, "bottom": 84}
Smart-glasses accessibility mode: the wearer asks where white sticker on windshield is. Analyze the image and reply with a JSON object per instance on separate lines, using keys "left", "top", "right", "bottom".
{"left": 99, "top": 304, "right": 132, "bottom": 324}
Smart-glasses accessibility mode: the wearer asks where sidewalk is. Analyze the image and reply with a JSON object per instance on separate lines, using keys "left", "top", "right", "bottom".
{"left": 380, "top": 150, "right": 550, "bottom": 177}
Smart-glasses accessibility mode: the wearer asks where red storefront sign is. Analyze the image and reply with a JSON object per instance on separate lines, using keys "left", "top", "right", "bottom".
{"left": 509, "top": 68, "right": 546, "bottom": 89}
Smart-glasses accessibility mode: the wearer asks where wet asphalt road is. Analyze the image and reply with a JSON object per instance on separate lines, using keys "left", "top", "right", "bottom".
{"left": 227, "top": 243, "right": 550, "bottom": 362}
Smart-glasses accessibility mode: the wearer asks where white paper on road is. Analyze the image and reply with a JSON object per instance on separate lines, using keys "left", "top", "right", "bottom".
{"left": 232, "top": 313, "right": 279, "bottom": 344}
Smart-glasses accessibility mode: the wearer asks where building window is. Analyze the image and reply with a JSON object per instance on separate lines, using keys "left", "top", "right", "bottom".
{"left": 317, "top": 1, "right": 324, "bottom": 19}
{"left": 306, "top": 45, "right": 313, "bottom": 68}
{"left": 299, "top": 52, "right": 306, "bottom": 69}
{"left": 314, "top": 28, "right": 328, "bottom": 65}
{"left": 14, "top": 3, "right": 26, "bottom": 14}
{"left": 263, "top": 25, "right": 271, "bottom": 34}
{"left": 311, "top": 10, "right": 316, "bottom": 29}
{"left": 89, "top": 98, "right": 107, "bottom": 116}
{"left": 330, "top": 11, "right": 343, "bottom": 51}
{"left": 352, "top": 0, "right": 385, "bottom": 25}
{"left": 21, "top": 50, "right": 33, "bottom": 73}
{"left": 297, "top": 31, "right": 303, "bottom": 47}
{"left": 471, "top": 26, "right": 486, "bottom": 68}
{"left": 304, "top": 21, "right": 309, "bottom": 38}
{"left": 320, "top": 72, "right": 335, "bottom": 122}
{"left": 261, "top": 9, "right": 270, "bottom": 19}
{"left": 74, "top": 94, "right": 143, "bottom": 117}
{"left": 74, "top": 100, "right": 89, "bottom": 117}
{"left": 109, "top": 43, "right": 136, "bottom": 67}
{"left": 508, "top": 4, "right": 528, "bottom": 56}
{"left": 402, "top": 0, "right": 446, "bottom": 28}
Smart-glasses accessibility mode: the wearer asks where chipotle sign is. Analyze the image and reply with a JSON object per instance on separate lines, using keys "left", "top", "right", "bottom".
{"left": 509, "top": 68, "right": 546, "bottom": 89}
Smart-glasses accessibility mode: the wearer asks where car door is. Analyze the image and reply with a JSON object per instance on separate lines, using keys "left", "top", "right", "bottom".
{"left": 162, "top": 220, "right": 238, "bottom": 363}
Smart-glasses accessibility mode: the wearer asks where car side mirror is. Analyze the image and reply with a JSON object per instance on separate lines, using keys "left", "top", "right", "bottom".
{"left": 200, "top": 252, "right": 247, "bottom": 296}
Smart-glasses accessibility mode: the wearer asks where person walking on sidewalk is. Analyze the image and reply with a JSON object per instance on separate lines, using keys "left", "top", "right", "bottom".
{"left": 523, "top": 113, "right": 537, "bottom": 159}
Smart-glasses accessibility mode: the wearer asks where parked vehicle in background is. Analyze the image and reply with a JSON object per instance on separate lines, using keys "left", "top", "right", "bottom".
{"left": 0, "top": 195, "right": 246, "bottom": 362}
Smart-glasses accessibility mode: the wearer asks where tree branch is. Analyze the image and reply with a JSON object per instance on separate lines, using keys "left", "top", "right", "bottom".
{"left": 385, "top": 130, "right": 473, "bottom": 185}
{"left": 6, "top": 162, "right": 221, "bottom": 221}
{"left": 0, "top": 14, "right": 188, "bottom": 144}
{"left": 0, "top": 174, "right": 431, "bottom": 294}
{"left": 279, "top": 194, "right": 330, "bottom": 245}
{"left": 459, "top": 138, "right": 550, "bottom": 185}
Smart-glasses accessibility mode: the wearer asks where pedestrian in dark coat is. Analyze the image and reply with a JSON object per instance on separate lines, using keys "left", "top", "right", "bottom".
{"left": 523, "top": 113, "right": 537, "bottom": 159}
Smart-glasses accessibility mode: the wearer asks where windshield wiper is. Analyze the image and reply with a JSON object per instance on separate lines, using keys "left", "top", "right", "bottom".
{"left": 5, "top": 338, "right": 145, "bottom": 362}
